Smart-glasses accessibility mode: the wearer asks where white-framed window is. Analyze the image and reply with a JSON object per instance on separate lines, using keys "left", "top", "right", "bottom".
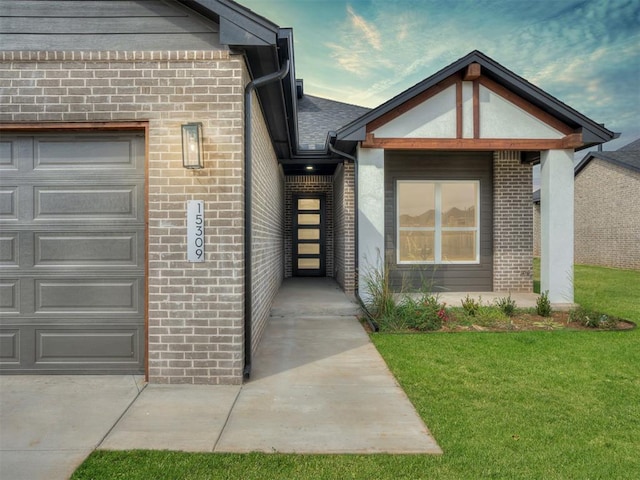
{"left": 397, "top": 180, "right": 480, "bottom": 264}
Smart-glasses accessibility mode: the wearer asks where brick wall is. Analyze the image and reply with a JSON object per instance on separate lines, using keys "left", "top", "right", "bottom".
{"left": 575, "top": 159, "right": 640, "bottom": 269}
{"left": 493, "top": 151, "right": 533, "bottom": 291}
{"left": 0, "top": 50, "right": 247, "bottom": 384}
{"left": 284, "top": 175, "right": 333, "bottom": 278}
{"left": 332, "top": 161, "right": 356, "bottom": 294}
{"left": 249, "top": 87, "right": 284, "bottom": 355}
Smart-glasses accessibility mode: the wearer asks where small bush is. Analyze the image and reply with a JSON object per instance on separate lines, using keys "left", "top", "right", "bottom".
{"left": 461, "top": 295, "right": 482, "bottom": 316}
{"left": 474, "top": 306, "right": 508, "bottom": 327}
{"left": 398, "top": 294, "right": 445, "bottom": 331}
{"left": 495, "top": 295, "right": 517, "bottom": 317}
{"left": 536, "top": 291, "right": 552, "bottom": 317}
{"left": 569, "top": 307, "right": 619, "bottom": 329}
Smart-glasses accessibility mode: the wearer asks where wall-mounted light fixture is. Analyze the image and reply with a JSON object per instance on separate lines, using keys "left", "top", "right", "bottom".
{"left": 305, "top": 165, "right": 314, "bottom": 171}
{"left": 181, "top": 122, "right": 204, "bottom": 169}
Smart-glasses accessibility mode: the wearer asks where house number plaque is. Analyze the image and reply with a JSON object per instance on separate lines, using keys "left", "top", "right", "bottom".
{"left": 187, "top": 200, "right": 205, "bottom": 262}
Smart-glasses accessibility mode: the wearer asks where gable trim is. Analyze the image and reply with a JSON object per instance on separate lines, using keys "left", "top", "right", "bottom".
{"left": 337, "top": 51, "right": 616, "bottom": 149}
{"left": 361, "top": 134, "right": 583, "bottom": 151}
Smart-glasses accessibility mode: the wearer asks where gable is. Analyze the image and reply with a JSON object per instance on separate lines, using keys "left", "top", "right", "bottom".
{"left": 367, "top": 68, "right": 571, "bottom": 149}
{"left": 370, "top": 78, "right": 566, "bottom": 141}
{"left": 335, "top": 51, "right": 617, "bottom": 153}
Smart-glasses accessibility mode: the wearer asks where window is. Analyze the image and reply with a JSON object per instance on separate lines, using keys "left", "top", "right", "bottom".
{"left": 397, "top": 180, "right": 479, "bottom": 264}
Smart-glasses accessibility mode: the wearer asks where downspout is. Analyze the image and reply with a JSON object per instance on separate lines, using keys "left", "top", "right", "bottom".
{"left": 243, "top": 58, "right": 291, "bottom": 379}
{"left": 328, "top": 141, "right": 378, "bottom": 332}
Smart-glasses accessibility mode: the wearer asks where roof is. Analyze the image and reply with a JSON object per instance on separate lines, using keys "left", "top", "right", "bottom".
{"left": 333, "top": 50, "right": 617, "bottom": 153}
{"left": 575, "top": 137, "right": 640, "bottom": 175}
{"left": 181, "top": 1, "right": 296, "bottom": 161}
{"left": 618, "top": 138, "right": 640, "bottom": 152}
{"left": 297, "top": 94, "right": 370, "bottom": 150}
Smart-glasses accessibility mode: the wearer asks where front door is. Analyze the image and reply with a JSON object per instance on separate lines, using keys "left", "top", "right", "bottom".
{"left": 293, "top": 195, "right": 326, "bottom": 276}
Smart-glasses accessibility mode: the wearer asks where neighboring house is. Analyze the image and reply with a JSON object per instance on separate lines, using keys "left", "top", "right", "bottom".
{"left": 534, "top": 139, "right": 640, "bottom": 268}
{"left": 575, "top": 139, "right": 640, "bottom": 269}
{"left": 0, "top": 0, "right": 617, "bottom": 383}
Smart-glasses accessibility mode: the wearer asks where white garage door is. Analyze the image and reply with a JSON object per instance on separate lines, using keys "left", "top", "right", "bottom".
{"left": 0, "top": 131, "right": 145, "bottom": 373}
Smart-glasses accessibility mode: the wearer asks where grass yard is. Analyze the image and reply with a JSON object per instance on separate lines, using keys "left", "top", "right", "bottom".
{"left": 73, "top": 264, "right": 640, "bottom": 480}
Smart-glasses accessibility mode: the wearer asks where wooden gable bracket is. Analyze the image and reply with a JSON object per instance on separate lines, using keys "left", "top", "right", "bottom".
{"left": 464, "top": 63, "right": 481, "bottom": 81}
{"left": 362, "top": 132, "right": 583, "bottom": 151}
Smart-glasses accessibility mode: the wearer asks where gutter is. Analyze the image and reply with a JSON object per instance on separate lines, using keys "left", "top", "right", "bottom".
{"left": 243, "top": 58, "right": 291, "bottom": 379}
{"left": 328, "top": 140, "right": 379, "bottom": 333}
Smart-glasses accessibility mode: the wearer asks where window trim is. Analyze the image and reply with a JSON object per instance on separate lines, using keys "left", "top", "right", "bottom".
{"left": 396, "top": 179, "right": 480, "bottom": 265}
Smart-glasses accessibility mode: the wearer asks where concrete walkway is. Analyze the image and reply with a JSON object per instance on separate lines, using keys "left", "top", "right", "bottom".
{"left": 102, "top": 278, "right": 441, "bottom": 454}
{"left": 1, "top": 278, "right": 441, "bottom": 479}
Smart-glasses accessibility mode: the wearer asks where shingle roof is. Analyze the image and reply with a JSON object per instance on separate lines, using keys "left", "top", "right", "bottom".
{"left": 575, "top": 137, "right": 640, "bottom": 175}
{"left": 618, "top": 138, "right": 640, "bottom": 151}
{"left": 297, "top": 94, "right": 370, "bottom": 150}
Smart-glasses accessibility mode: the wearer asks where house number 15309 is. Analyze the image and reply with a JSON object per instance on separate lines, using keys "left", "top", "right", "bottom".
{"left": 187, "top": 200, "right": 205, "bottom": 262}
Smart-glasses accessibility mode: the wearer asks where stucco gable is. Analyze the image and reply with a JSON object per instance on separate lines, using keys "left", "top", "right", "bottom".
{"left": 370, "top": 79, "right": 566, "bottom": 141}
{"left": 334, "top": 50, "right": 617, "bottom": 153}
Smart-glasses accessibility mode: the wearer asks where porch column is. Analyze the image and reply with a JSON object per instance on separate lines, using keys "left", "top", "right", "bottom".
{"left": 540, "top": 149, "right": 574, "bottom": 305}
{"left": 357, "top": 145, "right": 385, "bottom": 300}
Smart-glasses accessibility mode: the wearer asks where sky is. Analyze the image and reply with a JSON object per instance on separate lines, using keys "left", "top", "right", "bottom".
{"left": 241, "top": 0, "right": 640, "bottom": 151}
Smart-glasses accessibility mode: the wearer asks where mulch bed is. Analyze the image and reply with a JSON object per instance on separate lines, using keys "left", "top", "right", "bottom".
{"left": 362, "top": 311, "right": 636, "bottom": 333}
{"left": 440, "top": 311, "right": 636, "bottom": 332}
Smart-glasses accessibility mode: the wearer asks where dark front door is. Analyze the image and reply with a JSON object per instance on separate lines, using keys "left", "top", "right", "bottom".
{"left": 293, "top": 195, "right": 326, "bottom": 276}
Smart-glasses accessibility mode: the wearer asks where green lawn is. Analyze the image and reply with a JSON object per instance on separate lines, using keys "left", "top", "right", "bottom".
{"left": 73, "top": 264, "right": 640, "bottom": 480}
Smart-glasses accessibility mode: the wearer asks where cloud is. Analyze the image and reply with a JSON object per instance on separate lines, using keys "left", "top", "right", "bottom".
{"left": 346, "top": 5, "right": 383, "bottom": 50}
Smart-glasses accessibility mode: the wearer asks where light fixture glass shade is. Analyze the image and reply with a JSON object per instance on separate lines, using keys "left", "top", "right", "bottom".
{"left": 181, "top": 123, "right": 204, "bottom": 169}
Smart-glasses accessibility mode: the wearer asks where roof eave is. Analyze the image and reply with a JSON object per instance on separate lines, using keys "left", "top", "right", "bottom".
{"left": 179, "top": 0, "right": 279, "bottom": 46}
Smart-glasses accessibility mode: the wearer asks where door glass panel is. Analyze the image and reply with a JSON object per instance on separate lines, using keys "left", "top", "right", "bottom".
{"left": 442, "top": 182, "right": 477, "bottom": 227}
{"left": 398, "top": 182, "right": 435, "bottom": 227}
{"left": 399, "top": 230, "right": 435, "bottom": 262}
{"left": 298, "top": 229, "right": 319, "bottom": 240}
{"left": 298, "top": 258, "right": 320, "bottom": 269}
{"left": 298, "top": 243, "right": 320, "bottom": 255}
{"left": 298, "top": 198, "right": 320, "bottom": 210}
{"left": 298, "top": 213, "right": 320, "bottom": 225}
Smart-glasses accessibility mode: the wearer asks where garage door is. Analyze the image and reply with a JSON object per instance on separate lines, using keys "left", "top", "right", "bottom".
{"left": 0, "top": 131, "right": 145, "bottom": 373}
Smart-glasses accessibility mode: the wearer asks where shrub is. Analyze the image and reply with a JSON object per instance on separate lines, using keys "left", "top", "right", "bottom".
{"left": 569, "top": 307, "right": 618, "bottom": 329}
{"left": 461, "top": 295, "right": 481, "bottom": 316}
{"left": 536, "top": 291, "right": 552, "bottom": 317}
{"left": 495, "top": 294, "right": 517, "bottom": 317}
{"left": 398, "top": 294, "right": 445, "bottom": 331}
{"left": 474, "top": 306, "right": 509, "bottom": 327}
{"left": 362, "top": 256, "right": 395, "bottom": 319}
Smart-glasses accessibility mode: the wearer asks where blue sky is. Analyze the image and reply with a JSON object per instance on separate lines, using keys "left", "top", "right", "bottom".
{"left": 241, "top": 0, "right": 640, "bottom": 150}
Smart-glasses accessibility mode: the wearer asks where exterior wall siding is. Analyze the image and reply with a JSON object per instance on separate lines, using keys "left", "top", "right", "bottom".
{"left": 284, "top": 175, "right": 333, "bottom": 278}
{"left": 0, "top": 50, "right": 246, "bottom": 384}
{"left": 493, "top": 151, "right": 533, "bottom": 292}
{"left": 574, "top": 159, "right": 640, "bottom": 270}
{"left": 384, "top": 151, "right": 494, "bottom": 292}
{"left": 249, "top": 88, "right": 284, "bottom": 356}
{"left": 332, "top": 161, "right": 356, "bottom": 294}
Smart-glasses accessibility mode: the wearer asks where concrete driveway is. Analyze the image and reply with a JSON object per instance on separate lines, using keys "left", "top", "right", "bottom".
{"left": 0, "top": 375, "right": 143, "bottom": 480}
